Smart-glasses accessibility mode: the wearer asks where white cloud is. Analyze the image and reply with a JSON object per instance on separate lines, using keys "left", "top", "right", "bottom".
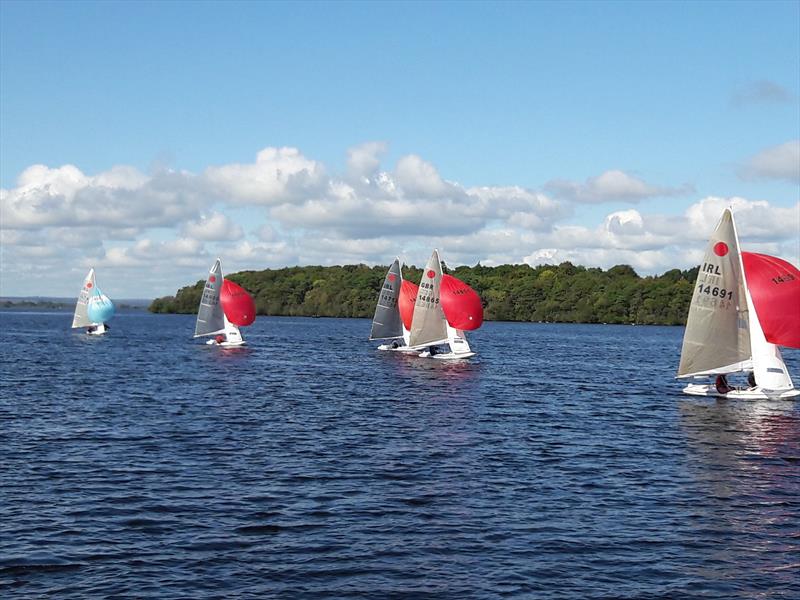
{"left": 204, "top": 147, "right": 327, "bottom": 205}
{"left": 182, "top": 212, "right": 244, "bottom": 241}
{"left": 545, "top": 169, "right": 692, "bottom": 203}
{"left": 346, "top": 141, "right": 387, "bottom": 179}
{"left": 1, "top": 143, "right": 797, "bottom": 298}
{"left": 0, "top": 164, "right": 209, "bottom": 230}
{"left": 739, "top": 140, "right": 800, "bottom": 184}
{"left": 394, "top": 154, "right": 458, "bottom": 198}
{"left": 95, "top": 238, "right": 206, "bottom": 268}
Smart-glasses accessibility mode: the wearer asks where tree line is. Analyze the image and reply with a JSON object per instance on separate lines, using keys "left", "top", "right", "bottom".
{"left": 149, "top": 261, "right": 699, "bottom": 326}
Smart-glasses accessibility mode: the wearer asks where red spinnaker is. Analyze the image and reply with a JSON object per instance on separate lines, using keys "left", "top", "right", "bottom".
{"left": 742, "top": 252, "right": 800, "bottom": 349}
{"left": 221, "top": 280, "right": 256, "bottom": 327}
{"left": 399, "top": 280, "right": 418, "bottom": 331}
{"left": 440, "top": 275, "right": 483, "bottom": 331}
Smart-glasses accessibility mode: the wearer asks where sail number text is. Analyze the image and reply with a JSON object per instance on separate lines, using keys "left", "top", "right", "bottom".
{"left": 697, "top": 284, "right": 733, "bottom": 300}
{"left": 418, "top": 281, "right": 439, "bottom": 307}
{"left": 772, "top": 273, "right": 796, "bottom": 284}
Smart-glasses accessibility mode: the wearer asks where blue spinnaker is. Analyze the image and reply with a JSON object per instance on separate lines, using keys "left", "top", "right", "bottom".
{"left": 87, "top": 288, "right": 115, "bottom": 323}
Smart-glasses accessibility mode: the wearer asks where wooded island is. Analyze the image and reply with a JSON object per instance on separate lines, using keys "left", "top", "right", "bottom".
{"left": 149, "top": 262, "right": 699, "bottom": 326}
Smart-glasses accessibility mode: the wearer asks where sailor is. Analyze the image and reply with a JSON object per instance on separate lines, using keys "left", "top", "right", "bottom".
{"left": 715, "top": 374, "right": 732, "bottom": 394}
{"left": 215, "top": 334, "right": 225, "bottom": 344}
{"left": 747, "top": 371, "right": 756, "bottom": 388}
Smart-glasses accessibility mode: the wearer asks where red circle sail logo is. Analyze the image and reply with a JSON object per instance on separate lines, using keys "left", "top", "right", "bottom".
{"left": 209, "top": 275, "right": 216, "bottom": 282}
{"left": 387, "top": 274, "right": 396, "bottom": 282}
{"left": 713, "top": 242, "right": 729, "bottom": 257}
{"left": 427, "top": 270, "right": 435, "bottom": 278}
{"left": 86, "top": 282, "right": 93, "bottom": 289}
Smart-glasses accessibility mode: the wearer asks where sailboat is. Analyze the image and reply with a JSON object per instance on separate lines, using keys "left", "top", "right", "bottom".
{"left": 72, "top": 268, "right": 115, "bottom": 335}
{"left": 194, "top": 259, "right": 256, "bottom": 346}
{"left": 677, "top": 208, "right": 800, "bottom": 399}
{"left": 407, "top": 249, "right": 483, "bottom": 359}
{"left": 370, "top": 258, "right": 417, "bottom": 351}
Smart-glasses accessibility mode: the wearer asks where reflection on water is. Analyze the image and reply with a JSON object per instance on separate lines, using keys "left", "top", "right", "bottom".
{"left": 679, "top": 399, "right": 800, "bottom": 590}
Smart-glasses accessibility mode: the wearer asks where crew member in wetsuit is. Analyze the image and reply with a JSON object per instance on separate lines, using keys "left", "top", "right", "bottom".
{"left": 747, "top": 371, "right": 756, "bottom": 388}
{"left": 715, "top": 374, "right": 732, "bottom": 394}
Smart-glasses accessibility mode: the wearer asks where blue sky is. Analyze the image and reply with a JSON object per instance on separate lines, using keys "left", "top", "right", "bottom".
{"left": 1, "top": 0, "right": 798, "bottom": 297}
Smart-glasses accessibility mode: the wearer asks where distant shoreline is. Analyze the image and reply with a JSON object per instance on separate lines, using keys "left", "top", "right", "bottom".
{"left": 0, "top": 306, "right": 681, "bottom": 327}
{"left": 0, "top": 299, "right": 150, "bottom": 311}
{"left": 148, "top": 261, "right": 697, "bottom": 326}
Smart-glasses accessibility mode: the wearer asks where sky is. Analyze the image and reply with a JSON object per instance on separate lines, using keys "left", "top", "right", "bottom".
{"left": 1, "top": 0, "right": 798, "bottom": 299}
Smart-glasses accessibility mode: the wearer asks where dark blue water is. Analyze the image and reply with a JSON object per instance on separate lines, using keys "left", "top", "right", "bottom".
{"left": 1, "top": 311, "right": 799, "bottom": 599}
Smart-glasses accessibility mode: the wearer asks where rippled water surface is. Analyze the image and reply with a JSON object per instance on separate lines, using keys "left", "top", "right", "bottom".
{"left": 1, "top": 311, "right": 799, "bottom": 599}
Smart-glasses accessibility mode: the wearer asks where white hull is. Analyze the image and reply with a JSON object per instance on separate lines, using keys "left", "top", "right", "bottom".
{"left": 206, "top": 339, "right": 246, "bottom": 347}
{"left": 87, "top": 323, "right": 107, "bottom": 336}
{"left": 377, "top": 342, "right": 417, "bottom": 352}
{"left": 683, "top": 383, "right": 800, "bottom": 400}
{"left": 376, "top": 327, "right": 414, "bottom": 352}
{"left": 418, "top": 349, "right": 476, "bottom": 360}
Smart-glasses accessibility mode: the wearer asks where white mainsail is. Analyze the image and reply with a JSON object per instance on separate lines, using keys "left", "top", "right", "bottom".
{"left": 194, "top": 259, "right": 226, "bottom": 338}
{"left": 72, "top": 269, "right": 95, "bottom": 328}
{"left": 677, "top": 209, "right": 750, "bottom": 377}
{"left": 408, "top": 249, "right": 449, "bottom": 349}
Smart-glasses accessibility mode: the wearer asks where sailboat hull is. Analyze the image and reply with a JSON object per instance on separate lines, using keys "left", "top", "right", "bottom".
{"left": 206, "top": 339, "right": 247, "bottom": 347}
{"left": 377, "top": 342, "right": 417, "bottom": 353}
{"left": 682, "top": 383, "right": 800, "bottom": 400}
{"left": 418, "top": 349, "right": 476, "bottom": 360}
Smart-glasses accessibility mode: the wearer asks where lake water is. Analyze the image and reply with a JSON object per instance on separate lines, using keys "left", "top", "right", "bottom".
{"left": 1, "top": 311, "right": 799, "bottom": 599}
